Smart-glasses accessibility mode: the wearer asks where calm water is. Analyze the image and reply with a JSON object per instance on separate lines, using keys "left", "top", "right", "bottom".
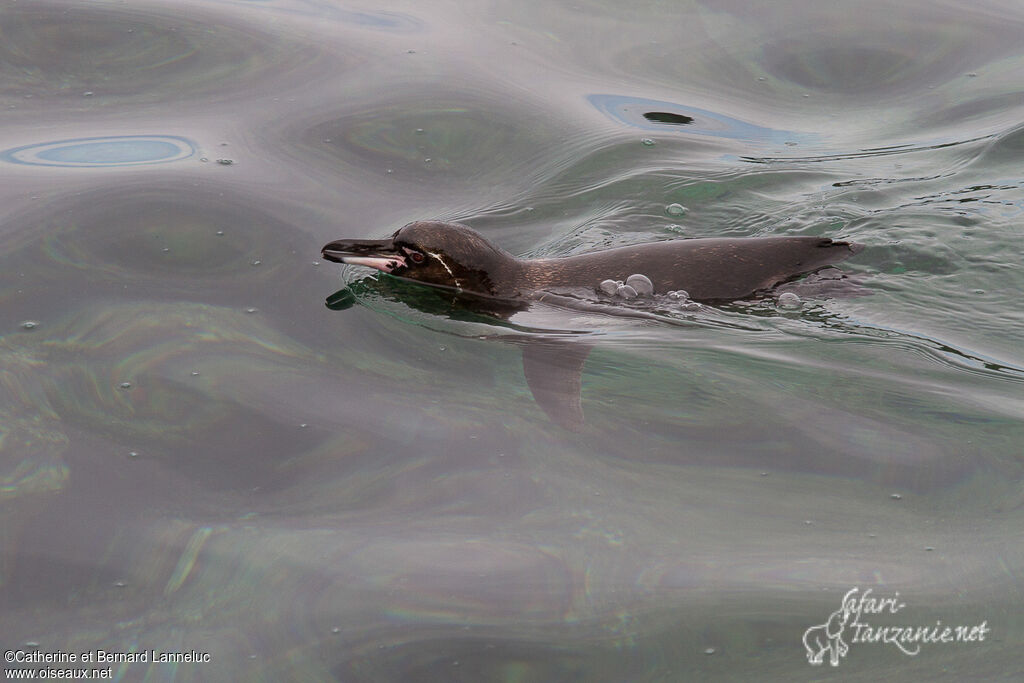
{"left": 2, "top": 0, "right": 1023, "bottom": 681}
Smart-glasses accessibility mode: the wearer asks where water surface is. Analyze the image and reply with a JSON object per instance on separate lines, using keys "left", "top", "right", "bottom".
{"left": 2, "top": 0, "right": 1022, "bottom": 681}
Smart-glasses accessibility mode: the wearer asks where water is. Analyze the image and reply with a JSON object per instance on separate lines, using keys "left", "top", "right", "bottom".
{"left": 2, "top": 0, "right": 1022, "bottom": 680}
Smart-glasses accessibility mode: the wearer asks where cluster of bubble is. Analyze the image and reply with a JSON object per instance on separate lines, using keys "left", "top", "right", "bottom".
{"left": 599, "top": 273, "right": 654, "bottom": 299}
{"left": 598, "top": 274, "right": 700, "bottom": 310}
{"left": 665, "top": 289, "right": 700, "bottom": 311}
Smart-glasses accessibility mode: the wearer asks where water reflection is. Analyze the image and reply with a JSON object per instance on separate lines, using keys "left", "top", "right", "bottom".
{"left": 1, "top": 135, "right": 196, "bottom": 167}
{"left": 588, "top": 94, "right": 804, "bottom": 144}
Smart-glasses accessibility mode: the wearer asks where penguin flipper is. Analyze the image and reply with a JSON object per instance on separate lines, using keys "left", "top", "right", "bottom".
{"left": 520, "top": 340, "right": 591, "bottom": 432}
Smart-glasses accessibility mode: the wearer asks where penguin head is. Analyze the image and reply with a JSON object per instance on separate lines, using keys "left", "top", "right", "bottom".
{"left": 322, "top": 221, "right": 515, "bottom": 297}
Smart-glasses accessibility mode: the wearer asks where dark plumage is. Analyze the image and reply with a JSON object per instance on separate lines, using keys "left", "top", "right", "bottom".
{"left": 322, "top": 220, "right": 862, "bottom": 302}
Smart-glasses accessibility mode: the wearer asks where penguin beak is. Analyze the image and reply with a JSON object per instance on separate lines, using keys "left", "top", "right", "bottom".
{"left": 321, "top": 238, "right": 407, "bottom": 273}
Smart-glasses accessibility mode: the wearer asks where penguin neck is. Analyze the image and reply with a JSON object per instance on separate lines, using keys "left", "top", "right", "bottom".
{"left": 463, "top": 247, "right": 604, "bottom": 299}
{"left": 487, "top": 254, "right": 534, "bottom": 299}
{"left": 437, "top": 249, "right": 530, "bottom": 299}
{"left": 513, "top": 256, "right": 590, "bottom": 297}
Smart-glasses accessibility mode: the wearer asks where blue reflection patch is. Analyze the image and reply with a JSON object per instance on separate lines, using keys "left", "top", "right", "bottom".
{"left": 1, "top": 135, "right": 196, "bottom": 167}
{"left": 588, "top": 94, "right": 806, "bottom": 144}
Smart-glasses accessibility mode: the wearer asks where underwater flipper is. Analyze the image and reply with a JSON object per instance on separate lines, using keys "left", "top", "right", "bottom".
{"left": 519, "top": 339, "right": 592, "bottom": 432}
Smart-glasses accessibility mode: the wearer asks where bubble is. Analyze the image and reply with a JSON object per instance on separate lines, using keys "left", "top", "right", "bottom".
{"left": 666, "top": 290, "right": 690, "bottom": 300}
{"left": 216, "top": 158, "right": 234, "bottom": 165}
{"left": 20, "top": 320, "right": 39, "bottom": 330}
{"left": 616, "top": 284, "right": 638, "bottom": 299}
{"left": 890, "top": 493, "right": 902, "bottom": 500}
{"left": 128, "top": 451, "right": 139, "bottom": 458}
{"left": 599, "top": 279, "right": 619, "bottom": 295}
{"left": 666, "top": 203, "right": 687, "bottom": 216}
{"left": 251, "top": 260, "right": 262, "bottom": 266}
{"left": 625, "top": 274, "right": 653, "bottom": 296}
{"left": 777, "top": 292, "right": 802, "bottom": 309}
{"left": 245, "top": 307, "right": 258, "bottom": 314}
{"left": 119, "top": 382, "right": 132, "bottom": 389}
{"left": 641, "top": 138, "right": 655, "bottom": 146}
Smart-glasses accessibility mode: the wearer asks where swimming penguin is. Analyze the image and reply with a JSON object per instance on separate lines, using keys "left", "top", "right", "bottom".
{"left": 322, "top": 220, "right": 863, "bottom": 431}
{"left": 322, "top": 220, "right": 861, "bottom": 302}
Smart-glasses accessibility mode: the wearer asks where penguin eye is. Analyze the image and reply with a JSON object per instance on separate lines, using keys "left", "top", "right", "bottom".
{"left": 408, "top": 250, "right": 425, "bottom": 264}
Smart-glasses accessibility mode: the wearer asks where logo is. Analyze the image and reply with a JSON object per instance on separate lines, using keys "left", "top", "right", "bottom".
{"left": 803, "top": 587, "right": 990, "bottom": 667}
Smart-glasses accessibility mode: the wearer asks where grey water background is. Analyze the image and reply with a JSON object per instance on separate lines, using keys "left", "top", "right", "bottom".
{"left": 2, "top": 0, "right": 1023, "bottom": 680}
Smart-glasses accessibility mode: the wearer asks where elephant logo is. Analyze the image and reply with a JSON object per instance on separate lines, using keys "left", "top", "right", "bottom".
{"left": 803, "top": 589, "right": 855, "bottom": 666}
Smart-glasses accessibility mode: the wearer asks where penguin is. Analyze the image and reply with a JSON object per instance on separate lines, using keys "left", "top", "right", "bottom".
{"left": 322, "top": 220, "right": 861, "bottom": 302}
{"left": 322, "top": 220, "right": 863, "bottom": 430}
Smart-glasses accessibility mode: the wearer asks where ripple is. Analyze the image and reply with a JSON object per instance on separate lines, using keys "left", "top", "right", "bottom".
{"left": 740, "top": 133, "right": 995, "bottom": 165}
{"left": 757, "top": 16, "right": 1024, "bottom": 99}
{"left": 28, "top": 302, "right": 328, "bottom": 492}
{"left": 205, "top": 0, "right": 423, "bottom": 31}
{"left": 0, "top": 349, "right": 70, "bottom": 502}
{"left": 762, "top": 43, "right": 918, "bottom": 95}
{"left": 1, "top": 185, "right": 312, "bottom": 295}
{"left": 285, "top": 91, "right": 568, "bottom": 196}
{"left": 1, "top": 135, "right": 196, "bottom": 167}
{"left": 295, "top": 5, "right": 423, "bottom": 31}
{"left": 306, "top": 109, "right": 515, "bottom": 177}
{"left": 0, "top": 3, "right": 330, "bottom": 105}
{"left": 588, "top": 94, "right": 802, "bottom": 144}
